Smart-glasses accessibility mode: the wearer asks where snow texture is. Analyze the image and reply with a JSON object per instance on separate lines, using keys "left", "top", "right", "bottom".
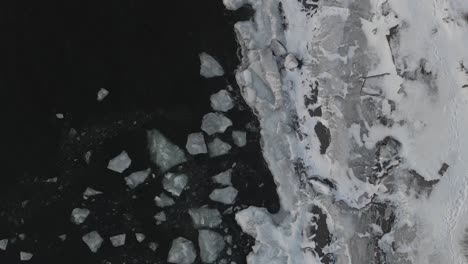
{"left": 82, "top": 231, "right": 103, "bottom": 253}
{"left": 201, "top": 113, "right": 233, "bottom": 135}
{"left": 107, "top": 151, "right": 131, "bottom": 173}
{"left": 162, "top": 173, "right": 188, "bottom": 197}
{"left": 125, "top": 168, "right": 151, "bottom": 189}
{"left": 70, "top": 208, "right": 90, "bottom": 225}
{"left": 200, "top": 52, "right": 225, "bottom": 78}
{"left": 186, "top": 133, "right": 208, "bottom": 155}
{"left": 212, "top": 169, "right": 232, "bottom": 186}
{"left": 210, "top": 90, "right": 234, "bottom": 112}
{"left": 209, "top": 187, "right": 238, "bottom": 205}
{"left": 207, "top": 138, "right": 232, "bottom": 157}
{"left": 188, "top": 208, "right": 223, "bottom": 229}
{"left": 198, "top": 230, "right": 225, "bottom": 263}
{"left": 167, "top": 237, "right": 197, "bottom": 264}
{"left": 109, "top": 234, "right": 126, "bottom": 247}
{"left": 147, "top": 129, "right": 187, "bottom": 172}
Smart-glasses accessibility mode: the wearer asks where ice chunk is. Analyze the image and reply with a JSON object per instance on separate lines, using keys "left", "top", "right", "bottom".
{"left": 185, "top": 133, "right": 208, "bottom": 155}
{"left": 212, "top": 169, "right": 232, "bottom": 186}
{"left": 84, "top": 150, "right": 92, "bottom": 164}
{"left": 209, "top": 187, "right": 238, "bottom": 204}
{"left": 155, "top": 193, "right": 175, "bottom": 207}
{"left": 210, "top": 90, "right": 234, "bottom": 112}
{"left": 70, "top": 208, "right": 90, "bottom": 225}
{"left": 284, "top": 53, "right": 299, "bottom": 70}
{"left": 56, "top": 113, "right": 64, "bottom": 119}
{"left": 44, "top": 177, "right": 57, "bottom": 183}
{"left": 20, "top": 252, "right": 33, "bottom": 261}
{"left": 163, "top": 173, "right": 188, "bottom": 197}
{"left": 109, "top": 234, "right": 126, "bottom": 247}
{"left": 201, "top": 113, "right": 232, "bottom": 136}
{"left": 97, "top": 88, "right": 109, "bottom": 102}
{"left": 125, "top": 168, "right": 151, "bottom": 189}
{"left": 0, "top": 239, "right": 8, "bottom": 250}
{"left": 208, "top": 138, "right": 232, "bottom": 157}
{"left": 154, "top": 211, "right": 167, "bottom": 225}
{"left": 198, "top": 230, "right": 225, "bottom": 263}
{"left": 82, "top": 231, "right": 103, "bottom": 253}
{"left": 199, "top": 52, "right": 224, "bottom": 78}
{"left": 231, "top": 131, "right": 247, "bottom": 147}
{"left": 149, "top": 242, "right": 159, "bottom": 251}
{"left": 270, "top": 39, "right": 287, "bottom": 57}
{"left": 167, "top": 237, "right": 197, "bottom": 264}
{"left": 135, "top": 233, "right": 146, "bottom": 243}
{"left": 188, "top": 208, "right": 222, "bottom": 228}
{"left": 83, "top": 187, "right": 103, "bottom": 200}
{"left": 107, "top": 151, "right": 132, "bottom": 173}
{"left": 147, "top": 129, "right": 187, "bottom": 172}
{"left": 58, "top": 234, "right": 67, "bottom": 241}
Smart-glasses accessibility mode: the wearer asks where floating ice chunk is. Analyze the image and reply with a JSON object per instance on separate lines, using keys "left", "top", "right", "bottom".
{"left": 71, "top": 208, "right": 90, "bottom": 225}
{"left": 212, "top": 169, "right": 232, "bottom": 186}
{"left": 58, "top": 234, "right": 67, "bottom": 241}
{"left": 154, "top": 211, "right": 167, "bottom": 225}
{"left": 185, "top": 133, "right": 208, "bottom": 155}
{"left": 20, "top": 252, "right": 33, "bottom": 261}
{"left": 188, "top": 208, "right": 223, "bottom": 228}
{"left": 56, "top": 113, "right": 64, "bottom": 119}
{"left": 200, "top": 52, "right": 224, "bottom": 78}
{"left": 163, "top": 173, "right": 188, "bottom": 197}
{"left": 125, "top": 168, "right": 151, "bottom": 189}
{"left": 155, "top": 193, "right": 175, "bottom": 207}
{"left": 109, "top": 234, "right": 126, "bottom": 247}
{"left": 198, "top": 230, "right": 225, "bottom": 263}
{"left": 83, "top": 187, "right": 103, "bottom": 200}
{"left": 270, "top": 39, "right": 287, "bottom": 57}
{"left": 44, "top": 177, "right": 57, "bottom": 183}
{"left": 209, "top": 187, "right": 238, "bottom": 204}
{"left": 147, "top": 130, "right": 187, "bottom": 172}
{"left": 0, "top": 239, "right": 7, "bottom": 250}
{"left": 135, "top": 233, "right": 146, "bottom": 243}
{"left": 284, "top": 54, "right": 299, "bottom": 70}
{"left": 84, "top": 151, "right": 92, "bottom": 164}
{"left": 167, "top": 237, "right": 197, "bottom": 264}
{"left": 82, "top": 231, "right": 103, "bottom": 253}
{"left": 231, "top": 131, "right": 247, "bottom": 147}
{"left": 107, "top": 151, "right": 132, "bottom": 173}
{"left": 210, "top": 90, "right": 234, "bottom": 112}
{"left": 201, "top": 113, "right": 233, "bottom": 135}
{"left": 149, "top": 242, "right": 159, "bottom": 252}
{"left": 208, "top": 138, "right": 232, "bottom": 157}
{"left": 97, "top": 88, "right": 109, "bottom": 102}
{"left": 222, "top": 0, "right": 248, "bottom": 10}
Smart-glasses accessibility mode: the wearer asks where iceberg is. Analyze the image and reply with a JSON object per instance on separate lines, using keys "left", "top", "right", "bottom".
{"left": 188, "top": 208, "right": 223, "bottom": 228}
{"left": 198, "top": 230, "right": 225, "bottom": 263}
{"left": 167, "top": 237, "right": 197, "bottom": 264}
{"left": 209, "top": 187, "right": 238, "bottom": 205}
{"left": 83, "top": 187, "right": 103, "bottom": 200}
{"left": 200, "top": 52, "right": 224, "bottom": 78}
{"left": 210, "top": 90, "right": 234, "bottom": 112}
{"left": 147, "top": 129, "right": 187, "bottom": 172}
{"left": 207, "top": 138, "right": 232, "bottom": 157}
{"left": 107, "top": 151, "right": 132, "bottom": 173}
{"left": 185, "top": 133, "right": 208, "bottom": 155}
{"left": 201, "top": 113, "right": 232, "bottom": 135}
{"left": 154, "top": 211, "right": 167, "bottom": 225}
{"left": 162, "top": 173, "right": 188, "bottom": 197}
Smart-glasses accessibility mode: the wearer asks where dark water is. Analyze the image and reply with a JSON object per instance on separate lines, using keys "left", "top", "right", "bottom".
{"left": 2, "top": 0, "right": 278, "bottom": 263}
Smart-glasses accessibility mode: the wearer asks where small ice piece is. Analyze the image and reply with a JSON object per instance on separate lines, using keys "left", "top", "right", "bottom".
{"left": 210, "top": 90, "right": 234, "bottom": 112}
{"left": 212, "top": 169, "right": 232, "bottom": 186}
{"left": 147, "top": 130, "right": 187, "bottom": 172}
{"left": 109, "top": 234, "right": 126, "bottom": 247}
{"left": 149, "top": 242, "right": 159, "bottom": 252}
{"left": 58, "top": 234, "right": 67, "bottom": 241}
{"left": 125, "top": 168, "right": 151, "bottom": 189}
{"left": 0, "top": 239, "right": 8, "bottom": 250}
{"left": 154, "top": 211, "right": 167, "bottom": 225}
{"left": 231, "top": 131, "right": 247, "bottom": 147}
{"left": 82, "top": 231, "right": 104, "bottom": 253}
{"left": 45, "top": 177, "right": 57, "bottom": 183}
{"left": 270, "top": 39, "right": 287, "bottom": 57}
{"left": 199, "top": 52, "right": 224, "bottom": 78}
{"left": 201, "top": 113, "right": 232, "bottom": 135}
{"left": 97, "top": 88, "right": 109, "bottom": 102}
{"left": 167, "top": 237, "right": 197, "bottom": 264}
{"left": 107, "top": 151, "right": 132, "bottom": 173}
{"left": 155, "top": 193, "right": 175, "bottom": 207}
{"left": 135, "top": 233, "right": 145, "bottom": 243}
{"left": 163, "top": 173, "right": 188, "bottom": 197}
{"left": 207, "top": 138, "right": 231, "bottom": 157}
{"left": 56, "top": 113, "right": 64, "bottom": 119}
{"left": 284, "top": 53, "right": 299, "bottom": 70}
{"left": 188, "top": 208, "right": 222, "bottom": 228}
{"left": 198, "top": 230, "right": 225, "bottom": 263}
{"left": 84, "top": 151, "right": 92, "bottom": 164}
{"left": 185, "top": 133, "right": 208, "bottom": 155}
{"left": 20, "top": 252, "right": 33, "bottom": 261}
{"left": 71, "top": 208, "right": 90, "bottom": 225}
{"left": 209, "top": 187, "right": 238, "bottom": 205}
{"left": 83, "top": 187, "right": 103, "bottom": 200}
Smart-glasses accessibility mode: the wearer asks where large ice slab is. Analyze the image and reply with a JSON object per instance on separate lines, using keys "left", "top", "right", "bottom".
{"left": 167, "top": 237, "right": 197, "bottom": 264}
{"left": 70, "top": 208, "right": 90, "bottom": 225}
{"left": 125, "top": 168, "right": 151, "bottom": 189}
{"left": 212, "top": 169, "right": 232, "bottom": 186}
{"left": 209, "top": 187, "right": 238, "bottom": 204}
{"left": 201, "top": 113, "right": 232, "bottom": 135}
{"left": 207, "top": 138, "right": 232, "bottom": 157}
{"left": 147, "top": 129, "right": 187, "bottom": 172}
{"left": 199, "top": 52, "right": 224, "bottom": 78}
{"left": 231, "top": 131, "right": 247, "bottom": 147}
{"left": 155, "top": 193, "right": 175, "bottom": 207}
{"left": 188, "top": 208, "right": 222, "bottom": 228}
{"left": 198, "top": 230, "right": 225, "bottom": 263}
{"left": 163, "top": 173, "right": 188, "bottom": 197}
{"left": 82, "top": 231, "right": 103, "bottom": 253}
{"left": 185, "top": 133, "right": 208, "bottom": 155}
{"left": 210, "top": 90, "right": 234, "bottom": 112}
{"left": 109, "top": 234, "right": 126, "bottom": 247}
{"left": 107, "top": 151, "right": 131, "bottom": 173}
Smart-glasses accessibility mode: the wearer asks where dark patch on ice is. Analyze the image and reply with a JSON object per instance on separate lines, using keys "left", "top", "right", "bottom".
{"left": 438, "top": 163, "right": 449, "bottom": 176}
{"left": 305, "top": 205, "right": 333, "bottom": 264}
{"left": 278, "top": 2, "right": 289, "bottom": 30}
{"left": 463, "top": 84, "right": 468, "bottom": 88}
{"left": 297, "top": 0, "right": 319, "bottom": 17}
{"left": 408, "top": 170, "right": 440, "bottom": 198}
{"left": 460, "top": 228, "right": 468, "bottom": 262}
{"left": 314, "top": 122, "right": 331, "bottom": 154}
{"left": 304, "top": 81, "right": 319, "bottom": 107}
{"left": 386, "top": 25, "right": 399, "bottom": 66}
{"left": 308, "top": 106, "right": 322, "bottom": 117}
{"left": 464, "top": 13, "right": 468, "bottom": 22}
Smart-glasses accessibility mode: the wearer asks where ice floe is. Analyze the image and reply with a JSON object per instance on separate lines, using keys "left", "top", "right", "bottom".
{"left": 231, "top": 131, "right": 247, "bottom": 147}
{"left": 20, "top": 252, "right": 33, "bottom": 261}
{"left": 82, "top": 231, "right": 103, "bottom": 253}
{"left": 198, "top": 230, "right": 225, "bottom": 263}
{"left": 201, "top": 113, "right": 232, "bottom": 135}
{"left": 147, "top": 129, "right": 187, "bottom": 172}
{"left": 107, "top": 151, "right": 132, "bottom": 173}
{"left": 210, "top": 90, "right": 234, "bottom": 112}
{"left": 70, "top": 208, "right": 90, "bottom": 225}
{"left": 97, "top": 88, "right": 109, "bottom": 102}
{"left": 212, "top": 169, "right": 232, "bottom": 186}
{"left": 167, "top": 237, "right": 197, "bottom": 264}
{"left": 185, "top": 133, "right": 208, "bottom": 155}
{"left": 162, "top": 173, "right": 188, "bottom": 197}
{"left": 135, "top": 233, "right": 146, "bottom": 243}
{"left": 0, "top": 239, "right": 7, "bottom": 250}
{"left": 200, "top": 52, "right": 224, "bottom": 78}
{"left": 209, "top": 187, "right": 238, "bottom": 205}
{"left": 207, "top": 138, "right": 231, "bottom": 157}
{"left": 109, "top": 234, "right": 126, "bottom": 247}
{"left": 154, "top": 211, "right": 167, "bottom": 225}
{"left": 188, "top": 208, "right": 222, "bottom": 229}
{"left": 125, "top": 168, "right": 151, "bottom": 189}
{"left": 155, "top": 193, "right": 175, "bottom": 207}
{"left": 83, "top": 187, "right": 103, "bottom": 200}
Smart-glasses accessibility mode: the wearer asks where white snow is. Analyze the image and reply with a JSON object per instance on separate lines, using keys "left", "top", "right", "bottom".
{"left": 147, "top": 129, "right": 187, "bottom": 172}
{"left": 212, "top": 169, "right": 232, "bottom": 186}
{"left": 97, "top": 88, "right": 109, "bottom": 102}
{"left": 154, "top": 211, "right": 167, "bottom": 225}
{"left": 200, "top": 52, "right": 224, "bottom": 78}
{"left": 207, "top": 138, "right": 232, "bottom": 157}
{"left": 201, "top": 113, "right": 233, "bottom": 135}
{"left": 210, "top": 90, "right": 234, "bottom": 112}
{"left": 20, "top": 252, "right": 33, "bottom": 261}
{"left": 70, "top": 208, "right": 90, "bottom": 225}
{"left": 185, "top": 133, "right": 208, "bottom": 155}
{"left": 188, "top": 207, "right": 223, "bottom": 228}
{"left": 109, "top": 234, "right": 126, "bottom": 247}
{"left": 162, "top": 173, "right": 188, "bottom": 197}
{"left": 107, "top": 151, "right": 132, "bottom": 173}
{"left": 82, "top": 231, "right": 103, "bottom": 253}
{"left": 0, "top": 239, "right": 7, "bottom": 250}
{"left": 198, "top": 230, "right": 225, "bottom": 263}
{"left": 135, "top": 233, "right": 146, "bottom": 243}
{"left": 125, "top": 168, "right": 151, "bottom": 189}
{"left": 209, "top": 187, "right": 238, "bottom": 205}
{"left": 83, "top": 187, "right": 103, "bottom": 200}
{"left": 231, "top": 131, "right": 247, "bottom": 147}
{"left": 155, "top": 193, "right": 175, "bottom": 207}
{"left": 167, "top": 237, "right": 197, "bottom": 264}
